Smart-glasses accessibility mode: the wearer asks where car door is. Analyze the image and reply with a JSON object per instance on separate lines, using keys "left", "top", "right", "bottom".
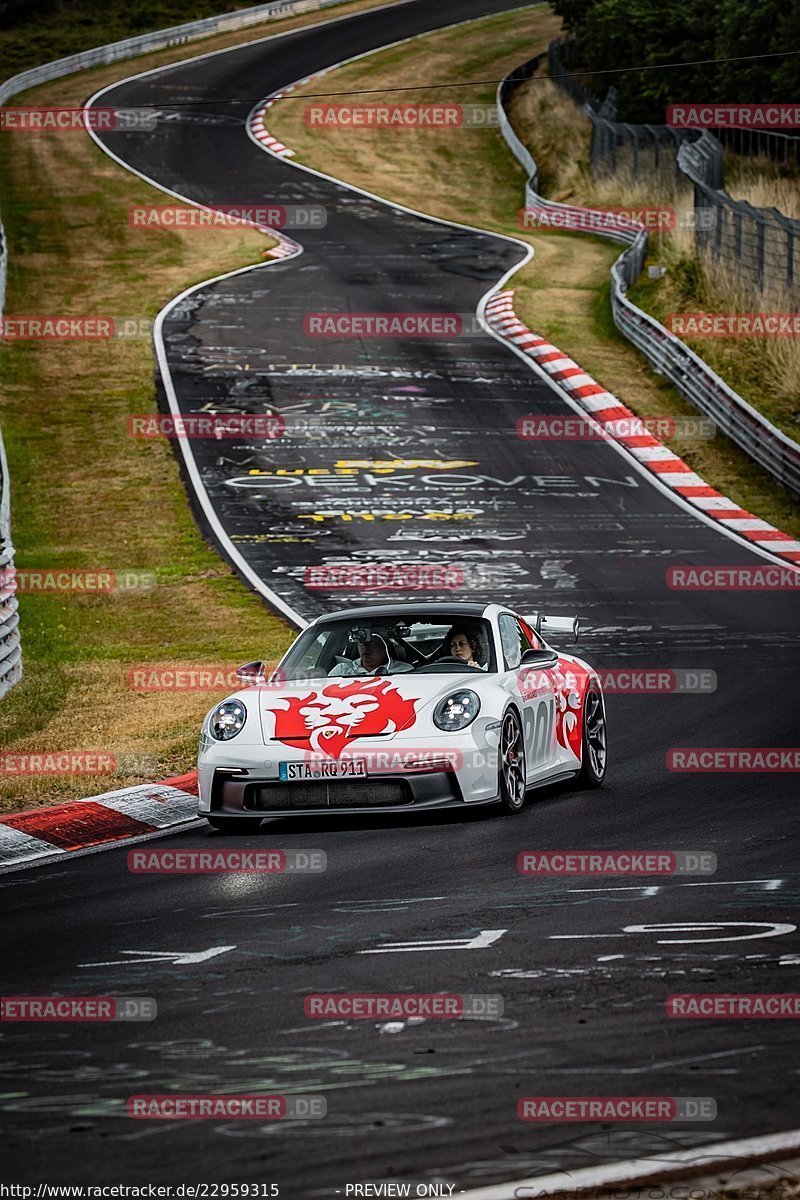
{"left": 497, "top": 613, "right": 557, "bottom": 781}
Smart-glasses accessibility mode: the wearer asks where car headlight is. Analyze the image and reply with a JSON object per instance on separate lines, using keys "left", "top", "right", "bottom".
{"left": 433, "top": 690, "right": 480, "bottom": 732}
{"left": 209, "top": 700, "right": 247, "bottom": 741}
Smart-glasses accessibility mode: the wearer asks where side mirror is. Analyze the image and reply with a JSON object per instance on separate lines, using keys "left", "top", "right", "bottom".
{"left": 235, "top": 660, "right": 267, "bottom": 684}
{"left": 520, "top": 647, "right": 558, "bottom": 668}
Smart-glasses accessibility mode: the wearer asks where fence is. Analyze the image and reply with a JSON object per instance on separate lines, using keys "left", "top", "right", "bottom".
{"left": 548, "top": 39, "right": 699, "bottom": 187}
{"left": 497, "top": 60, "right": 800, "bottom": 498}
{"left": 547, "top": 37, "right": 800, "bottom": 303}
{"left": 679, "top": 133, "right": 800, "bottom": 300}
{"left": 0, "top": 215, "right": 21, "bottom": 699}
{"left": 716, "top": 126, "right": 800, "bottom": 167}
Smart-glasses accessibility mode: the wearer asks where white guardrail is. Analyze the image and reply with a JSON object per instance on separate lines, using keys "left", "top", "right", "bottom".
{"left": 0, "top": 0, "right": 362, "bottom": 700}
{"left": 497, "top": 59, "right": 800, "bottom": 498}
{"left": 0, "top": 213, "right": 22, "bottom": 699}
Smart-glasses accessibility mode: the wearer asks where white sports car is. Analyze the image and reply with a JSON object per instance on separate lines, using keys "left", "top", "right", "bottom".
{"left": 197, "top": 602, "right": 607, "bottom": 831}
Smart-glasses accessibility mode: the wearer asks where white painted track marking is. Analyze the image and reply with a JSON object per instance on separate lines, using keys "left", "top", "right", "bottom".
{"left": 552, "top": 921, "right": 797, "bottom": 944}
{"left": 78, "top": 945, "right": 236, "bottom": 967}
{"left": 458, "top": 1128, "right": 800, "bottom": 1200}
{"left": 359, "top": 929, "right": 507, "bottom": 954}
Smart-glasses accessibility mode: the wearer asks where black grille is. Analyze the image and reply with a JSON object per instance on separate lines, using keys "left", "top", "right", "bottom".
{"left": 244, "top": 779, "right": 411, "bottom": 811}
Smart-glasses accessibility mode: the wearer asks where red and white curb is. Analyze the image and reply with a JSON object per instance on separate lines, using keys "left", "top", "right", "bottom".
{"left": 485, "top": 290, "right": 800, "bottom": 565}
{"left": 0, "top": 771, "right": 199, "bottom": 869}
{"left": 247, "top": 66, "right": 331, "bottom": 165}
{"left": 249, "top": 97, "right": 296, "bottom": 159}
{"left": 247, "top": 86, "right": 318, "bottom": 260}
{"left": 248, "top": 65, "right": 332, "bottom": 160}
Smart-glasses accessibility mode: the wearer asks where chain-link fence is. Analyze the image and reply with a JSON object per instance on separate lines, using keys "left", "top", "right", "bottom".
{"left": 679, "top": 133, "right": 800, "bottom": 301}
{"left": 547, "top": 37, "right": 800, "bottom": 302}
{"left": 548, "top": 39, "right": 699, "bottom": 187}
{"left": 716, "top": 126, "right": 800, "bottom": 166}
{"left": 497, "top": 60, "right": 800, "bottom": 497}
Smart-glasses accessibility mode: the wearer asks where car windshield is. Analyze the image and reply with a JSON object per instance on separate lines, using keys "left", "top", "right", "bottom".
{"left": 275, "top": 614, "right": 496, "bottom": 680}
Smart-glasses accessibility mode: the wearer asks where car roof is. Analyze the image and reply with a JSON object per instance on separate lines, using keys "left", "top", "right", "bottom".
{"left": 313, "top": 601, "right": 493, "bottom": 624}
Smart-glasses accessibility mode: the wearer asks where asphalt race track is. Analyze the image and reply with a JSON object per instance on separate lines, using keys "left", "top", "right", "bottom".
{"left": 2, "top": 0, "right": 799, "bottom": 1192}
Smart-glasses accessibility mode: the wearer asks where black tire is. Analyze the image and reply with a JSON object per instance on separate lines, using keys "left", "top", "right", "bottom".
{"left": 207, "top": 816, "right": 263, "bottom": 834}
{"left": 578, "top": 686, "right": 607, "bottom": 787}
{"left": 496, "top": 708, "right": 527, "bottom": 814}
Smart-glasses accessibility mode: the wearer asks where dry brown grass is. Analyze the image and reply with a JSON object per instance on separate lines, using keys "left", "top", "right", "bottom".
{"left": 726, "top": 156, "right": 800, "bottom": 219}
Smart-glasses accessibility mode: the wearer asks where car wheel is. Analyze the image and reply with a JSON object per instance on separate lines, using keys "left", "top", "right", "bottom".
{"left": 497, "top": 709, "right": 527, "bottom": 814}
{"left": 578, "top": 686, "right": 607, "bottom": 787}
{"left": 207, "top": 816, "right": 263, "bottom": 834}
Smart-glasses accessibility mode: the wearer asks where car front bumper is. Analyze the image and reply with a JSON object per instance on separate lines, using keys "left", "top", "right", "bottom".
{"left": 197, "top": 718, "right": 507, "bottom": 817}
{"left": 201, "top": 765, "right": 501, "bottom": 817}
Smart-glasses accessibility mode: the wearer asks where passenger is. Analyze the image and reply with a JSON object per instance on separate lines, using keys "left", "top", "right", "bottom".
{"left": 447, "top": 627, "right": 488, "bottom": 669}
{"left": 328, "top": 634, "right": 413, "bottom": 676}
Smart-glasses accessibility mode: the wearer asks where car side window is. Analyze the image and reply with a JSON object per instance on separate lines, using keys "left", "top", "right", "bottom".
{"left": 499, "top": 614, "right": 524, "bottom": 669}
{"left": 518, "top": 616, "right": 543, "bottom": 650}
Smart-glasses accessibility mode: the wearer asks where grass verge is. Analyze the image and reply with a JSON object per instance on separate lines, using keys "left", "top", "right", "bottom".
{"left": 267, "top": 10, "right": 799, "bottom": 536}
{"left": 0, "top": 0, "right": 396, "bottom": 813}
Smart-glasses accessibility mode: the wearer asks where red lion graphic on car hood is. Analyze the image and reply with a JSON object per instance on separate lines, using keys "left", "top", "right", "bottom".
{"left": 268, "top": 678, "right": 419, "bottom": 759}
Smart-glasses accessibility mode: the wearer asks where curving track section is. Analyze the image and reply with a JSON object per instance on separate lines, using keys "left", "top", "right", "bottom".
{"left": 2, "top": 0, "right": 799, "bottom": 1192}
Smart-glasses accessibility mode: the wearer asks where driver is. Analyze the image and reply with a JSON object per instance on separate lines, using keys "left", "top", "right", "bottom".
{"left": 328, "top": 634, "right": 413, "bottom": 676}
{"left": 447, "top": 627, "right": 488, "bottom": 669}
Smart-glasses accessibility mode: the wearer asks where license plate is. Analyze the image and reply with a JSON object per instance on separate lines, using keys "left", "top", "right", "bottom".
{"left": 279, "top": 759, "right": 367, "bottom": 781}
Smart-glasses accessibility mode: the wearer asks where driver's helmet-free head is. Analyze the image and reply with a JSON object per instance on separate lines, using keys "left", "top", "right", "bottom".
{"left": 447, "top": 625, "right": 487, "bottom": 666}
{"left": 356, "top": 633, "right": 391, "bottom": 670}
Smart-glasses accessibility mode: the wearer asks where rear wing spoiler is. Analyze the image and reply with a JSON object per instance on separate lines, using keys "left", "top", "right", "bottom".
{"left": 522, "top": 613, "right": 579, "bottom": 643}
